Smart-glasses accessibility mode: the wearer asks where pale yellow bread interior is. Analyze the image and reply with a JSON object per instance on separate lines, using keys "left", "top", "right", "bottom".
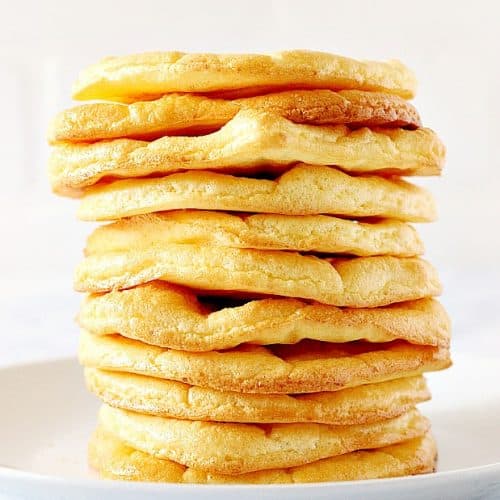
{"left": 85, "top": 211, "right": 424, "bottom": 257}
{"left": 49, "top": 89, "right": 421, "bottom": 144}
{"left": 79, "top": 331, "right": 451, "bottom": 394}
{"left": 85, "top": 368, "right": 430, "bottom": 425}
{"left": 49, "top": 109, "right": 444, "bottom": 194}
{"left": 78, "top": 283, "right": 450, "bottom": 351}
{"left": 72, "top": 50, "right": 417, "bottom": 101}
{"left": 77, "top": 165, "right": 437, "bottom": 222}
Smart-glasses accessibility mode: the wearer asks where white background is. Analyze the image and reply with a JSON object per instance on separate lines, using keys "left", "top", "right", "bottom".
{"left": 1, "top": 0, "right": 499, "bottom": 364}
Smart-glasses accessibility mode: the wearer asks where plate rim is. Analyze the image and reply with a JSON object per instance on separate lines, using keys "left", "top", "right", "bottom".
{"left": 1, "top": 461, "right": 500, "bottom": 493}
{"left": 1, "top": 356, "right": 499, "bottom": 493}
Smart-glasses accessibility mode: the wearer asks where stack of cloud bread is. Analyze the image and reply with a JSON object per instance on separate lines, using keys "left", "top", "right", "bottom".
{"left": 47, "top": 50, "right": 450, "bottom": 484}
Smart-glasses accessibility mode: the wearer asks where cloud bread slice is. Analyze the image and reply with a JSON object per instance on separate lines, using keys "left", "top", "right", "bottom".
{"left": 77, "top": 165, "right": 436, "bottom": 222}
{"left": 78, "top": 283, "right": 450, "bottom": 351}
{"left": 75, "top": 246, "right": 441, "bottom": 307}
{"left": 89, "top": 427, "right": 436, "bottom": 483}
{"left": 85, "top": 368, "right": 430, "bottom": 425}
{"left": 79, "top": 331, "right": 451, "bottom": 394}
{"left": 72, "top": 50, "right": 417, "bottom": 101}
{"left": 48, "top": 90, "right": 421, "bottom": 143}
{"left": 97, "top": 404, "right": 429, "bottom": 474}
{"left": 49, "top": 109, "right": 444, "bottom": 194}
{"left": 85, "top": 211, "right": 424, "bottom": 257}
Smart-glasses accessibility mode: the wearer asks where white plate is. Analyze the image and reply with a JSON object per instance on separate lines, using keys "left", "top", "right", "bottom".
{"left": 0, "top": 354, "right": 499, "bottom": 500}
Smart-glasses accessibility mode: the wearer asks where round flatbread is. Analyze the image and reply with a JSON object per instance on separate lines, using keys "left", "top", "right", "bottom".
{"left": 72, "top": 50, "right": 417, "bottom": 101}
{"left": 79, "top": 331, "right": 451, "bottom": 394}
{"left": 48, "top": 90, "right": 421, "bottom": 144}
{"left": 49, "top": 109, "right": 444, "bottom": 194}
{"left": 77, "top": 165, "right": 436, "bottom": 222}
{"left": 75, "top": 247, "right": 441, "bottom": 307}
{"left": 89, "top": 428, "right": 436, "bottom": 483}
{"left": 86, "top": 368, "right": 430, "bottom": 425}
{"left": 85, "top": 211, "right": 424, "bottom": 257}
{"left": 78, "top": 283, "right": 450, "bottom": 351}
{"left": 97, "top": 404, "right": 429, "bottom": 474}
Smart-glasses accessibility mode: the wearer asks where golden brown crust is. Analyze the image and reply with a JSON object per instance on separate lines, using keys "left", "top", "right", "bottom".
{"left": 79, "top": 331, "right": 451, "bottom": 394}
{"left": 75, "top": 246, "right": 441, "bottom": 307}
{"left": 97, "top": 405, "right": 429, "bottom": 474}
{"left": 77, "top": 165, "right": 437, "bottom": 222}
{"left": 85, "top": 211, "right": 424, "bottom": 257}
{"left": 89, "top": 427, "right": 437, "bottom": 483}
{"left": 78, "top": 283, "right": 450, "bottom": 350}
{"left": 48, "top": 109, "right": 444, "bottom": 194}
{"left": 48, "top": 90, "right": 421, "bottom": 144}
{"left": 85, "top": 368, "right": 430, "bottom": 425}
{"left": 72, "top": 50, "right": 417, "bottom": 101}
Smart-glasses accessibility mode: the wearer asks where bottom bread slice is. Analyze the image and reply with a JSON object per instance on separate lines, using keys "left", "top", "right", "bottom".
{"left": 89, "top": 426, "right": 436, "bottom": 483}
{"left": 97, "top": 405, "right": 429, "bottom": 474}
